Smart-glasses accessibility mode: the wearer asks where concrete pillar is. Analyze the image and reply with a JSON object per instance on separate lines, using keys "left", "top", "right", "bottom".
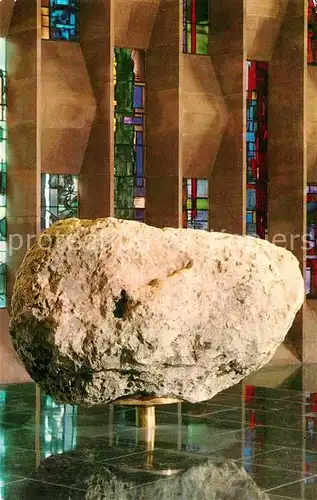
{"left": 145, "top": 0, "right": 182, "bottom": 228}
{"left": 268, "top": 0, "right": 306, "bottom": 359}
{"left": 79, "top": 0, "right": 114, "bottom": 219}
{"left": 208, "top": 0, "right": 246, "bottom": 235}
{"left": 6, "top": 0, "right": 41, "bottom": 305}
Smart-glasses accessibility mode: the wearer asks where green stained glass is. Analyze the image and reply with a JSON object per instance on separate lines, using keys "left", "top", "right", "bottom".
{"left": 183, "top": 178, "right": 209, "bottom": 231}
{"left": 183, "top": 1, "right": 209, "bottom": 55}
{"left": 0, "top": 218, "right": 6, "bottom": 239}
{"left": 196, "top": 28, "right": 209, "bottom": 55}
{"left": 114, "top": 48, "right": 146, "bottom": 222}
{"left": 196, "top": 198, "right": 208, "bottom": 210}
{"left": 0, "top": 272, "right": 5, "bottom": 293}
{"left": 0, "top": 38, "right": 6, "bottom": 308}
{"left": 41, "top": 174, "right": 79, "bottom": 230}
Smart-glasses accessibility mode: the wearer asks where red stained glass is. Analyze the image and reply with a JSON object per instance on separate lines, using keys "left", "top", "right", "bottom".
{"left": 306, "top": 184, "right": 317, "bottom": 297}
{"left": 183, "top": 179, "right": 209, "bottom": 231}
{"left": 183, "top": 0, "right": 209, "bottom": 55}
{"left": 246, "top": 61, "right": 268, "bottom": 239}
{"left": 191, "top": 0, "right": 197, "bottom": 53}
{"left": 308, "top": 0, "right": 317, "bottom": 64}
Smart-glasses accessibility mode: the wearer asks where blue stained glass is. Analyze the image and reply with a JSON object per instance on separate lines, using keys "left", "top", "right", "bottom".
{"left": 197, "top": 179, "right": 208, "bottom": 198}
{"left": 133, "top": 86, "right": 143, "bottom": 108}
{"left": 246, "top": 212, "right": 253, "bottom": 223}
{"left": 136, "top": 146, "right": 143, "bottom": 175}
{"left": 124, "top": 116, "right": 143, "bottom": 126}
{"left": 136, "top": 177, "right": 143, "bottom": 188}
{"left": 136, "top": 132, "right": 143, "bottom": 145}
{"left": 247, "top": 189, "right": 256, "bottom": 210}
{"left": 196, "top": 210, "right": 208, "bottom": 221}
{"left": 246, "top": 132, "right": 255, "bottom": 142}
{"left": 135, "top": 186, "right": 145, "bottom": 196}
{"left": 43, "top": 0, "right": 79, "bottom": 41}
{"left": 135, "top": 209, "right": 145, "bottom": 220}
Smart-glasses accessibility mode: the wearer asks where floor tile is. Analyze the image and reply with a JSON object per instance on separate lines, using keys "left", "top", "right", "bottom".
{"left": 17, "top": 479, "right": 86, "bottom": 499}
{"left": 237, "top": 446, "right": 317, "bottom": 474}
{"left": 243, "top": 463, "right": 308, "bottom": 492}
{"left": 266, "top": 475, "right": 317, "bottom": 499}
{"left": 1, "top": 367, "right": 317, "bottom": 498}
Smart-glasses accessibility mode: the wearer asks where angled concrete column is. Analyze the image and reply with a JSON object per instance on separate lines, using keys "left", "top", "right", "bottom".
{"left": 79, "top": 0, "right": 114, "bottom": 219}
{"left": 145, "top": 1, "right": 181, "bottom": 228}
{"left": 268, "top": 0, "right": 306, "bottom": 360}
{"left": 208, "top": 0, "right": 245, "bottom": 235}
{"left": 41, "top": 41, "right": 96, "bottom": 176}
{"left": 180, "top": 55, "right": 227, "bottom": 184}
{"left": 6, "top": 0, "right": 41, "bottom": 305}
{"left": 0, "top": 0, "right": 15, "bottom": 38}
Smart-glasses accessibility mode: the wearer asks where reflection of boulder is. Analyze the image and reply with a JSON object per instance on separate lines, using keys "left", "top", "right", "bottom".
{"left": 20, "top": 448, "right": 269, "bottom": 499}
{"left": 11, "top": 218, "right": 304, "bottom": 405}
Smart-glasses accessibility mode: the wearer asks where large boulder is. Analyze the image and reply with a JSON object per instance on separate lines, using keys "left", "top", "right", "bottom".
{"left": 10, "top": 218, "right": 304, "bottom": 405}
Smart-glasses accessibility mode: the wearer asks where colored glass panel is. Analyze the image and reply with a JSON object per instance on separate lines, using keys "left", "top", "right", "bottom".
{"left": 246, "top": 61, "right": 268, "bottom": 239}
{"left": 183, "top": 179, "right": 209, "bottom": 230}
{"left": 41, "top": 174, "right": 79, "bottom": 230}
{"left": 0, "top": 38, "right": 6, "bottom": 308}
{"left": 306, "top": 184, "right": 317, "bottom": 297}
{"left": 114, "top": 48, "right": 146, "bottom": 221}
{"left": 308, "top": 0, "right": 317, "bottom": 64}
{"left": 41, "top": 0, "right": 79, "bottom": 41}
{"left": 41, "top": 395, "right": 77, "bottom": 459}
{"left": 183, "top": 0, "right": 209, "bottom": 55}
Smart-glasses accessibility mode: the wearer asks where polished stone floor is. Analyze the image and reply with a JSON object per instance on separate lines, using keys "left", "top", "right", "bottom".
{"left": 1, "top": 365, "right": 317, "bottom": 498}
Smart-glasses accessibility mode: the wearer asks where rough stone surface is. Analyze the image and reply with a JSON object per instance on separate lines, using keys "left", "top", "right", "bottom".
{"left": 10, "top": 218, "right": 304, "bottom": 405}
{"left": 25, "top": 451, "right": 270, "bottom": 499}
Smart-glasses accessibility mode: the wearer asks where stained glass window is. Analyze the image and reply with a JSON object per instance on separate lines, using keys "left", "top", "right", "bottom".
{"left": 308, "top": 0, "right": 317, "bottom": 64}
{"left": 306, "top": 184, "right": 317, "bottom": 297}
{"left": 114, "top": 48, "right": 146, "bottom": 221}
{"left": 183, "top": 0, "right": 209, "bottom": 55}
{"left": 41, "top": 174, "right": 79, "bottom": 230}
{"left": 42, "top": 396, "right": 77, "bottom": 459}
{"left": 246, "top": 61, "right": 268, "bottom": 239}
{"left": 183, "top": 179, "right": 209, "bottom": 230}
{"left": 41, "top": 0, "right": 79, "bottom": 41}
{"left": 0, "top": 38, "right": 7, "bottom": 309}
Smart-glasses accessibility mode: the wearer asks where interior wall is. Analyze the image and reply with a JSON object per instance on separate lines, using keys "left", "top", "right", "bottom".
{"left": 246, "top": 0, "right": 289, "bottom": 61}
{"left": 208, "top": 0, "right": 245, "bottom": 235}
{"left": 79, "top": 0, "right": 114, "bottom": 219}
{"left": 145, "top": 0, "right": 181, "bottom": 228}
{"left": 0, "top": 0, "right": 14, "bottom": 37}
{"left": 268, "top": 0, "right": 306, "bottom": 360}
{"left": 41, "top": 42, "right": 96, "bottom": 175}
{"left": 114, "top": 0, "right": 160, "bottom": 49}
{"left": 180, "top": 55, "right": 227, "bottom": 180}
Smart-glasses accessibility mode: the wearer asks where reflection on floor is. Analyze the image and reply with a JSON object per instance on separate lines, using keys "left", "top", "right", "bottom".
{"left": 1, "top": 366, "right": 317, "bottom": 498}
